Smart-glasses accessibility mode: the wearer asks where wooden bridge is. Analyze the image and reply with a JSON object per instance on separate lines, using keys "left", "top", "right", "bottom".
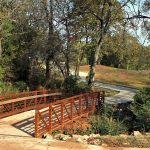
{"left": 0, "top": 90, "right": 104, "bottom": 138}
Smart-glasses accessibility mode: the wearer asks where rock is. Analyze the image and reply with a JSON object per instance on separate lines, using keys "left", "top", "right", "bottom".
{"left": 87, "top": 137, "right": 102, "bottom": 146}
{"left": 76, "top": 137, "right": 82, "bottom": 143}
{"left": 42, "top": 133, "right": 53, "bottom": 140}
{"left": 89, "top": 134, "right": 100, "bottom": 138}
{"left": 82, "top": 135, "right": 89, "bottom": 141}
{"left": 56, "top": 134, "right": 71, "bottom": 141}
{"left": 134, "top": 131, "right": 143, "bottom": 137}
{"left": 72, "top": 134, "right": 83, "bottom": 140}
{"left": 145, "top": 132, "right": 150, "bottom": 136}
{"left": 72, "top": 135, "right": 88, "bottom": 144}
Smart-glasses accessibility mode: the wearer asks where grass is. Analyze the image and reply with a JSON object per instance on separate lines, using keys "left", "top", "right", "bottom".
{"left": 89, "top": 135, "right": 150, "bottom": 147}
{"left": 80, "top": 65, "right": 150, "bottom": 89}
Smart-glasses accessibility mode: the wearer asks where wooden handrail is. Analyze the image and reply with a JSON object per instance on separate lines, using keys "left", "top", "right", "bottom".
{"left": 0, "top": 91, "right": 62, "bottom": 119}
{"left": 0, "top": 93, "right": 62, "bottom": 105}
{"left": 0, "top": 89, "right": 62, "bottom": 101}
{"left": 35, "top": 91, "right": 105, "bottom": 138}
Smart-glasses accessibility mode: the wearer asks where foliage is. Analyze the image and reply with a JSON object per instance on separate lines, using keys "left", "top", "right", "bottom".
{"left": 89, "top": 103, "right": 127, "bottom": 135}
{"left": 0, "top": 0, "right": 149, "bottom": 92}
{"left": 0, "top": 81, "right": 19, "bottom": 95}
{"left": 90, "top": 115, "right": 127, "bottom": 136}
{"left": 28, "top": 66, "right": 45, "bottom": 90}
{"left": 46, "top": 79, "right": 63, "bottom": 89}
{"left": 62, "top": 75, "right": 89, "bottom": 95}
{"left": 131, "top": 87, "right": 150, "bottom": 132}
{"left": 52, "top": 130, "right": 61, "bottom": 136}
{"left": 0, "top": 65, "right": 5, "bottom": 81}
{"left": 14, "top": 81, "right": 29, "bottom": 92}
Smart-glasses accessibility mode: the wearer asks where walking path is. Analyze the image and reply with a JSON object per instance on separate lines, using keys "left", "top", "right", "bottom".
{"left": 79, "top": 71, "right": 138, "bottom": 104}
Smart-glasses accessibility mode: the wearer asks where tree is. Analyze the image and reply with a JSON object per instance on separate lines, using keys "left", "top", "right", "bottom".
{"left": 72, "top": 0, "right": 124, "bottom": 86}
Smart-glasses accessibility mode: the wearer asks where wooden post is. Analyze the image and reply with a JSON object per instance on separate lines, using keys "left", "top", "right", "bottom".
{"left": 71, "top": 99, "right": 73, "bottom": 120}
{"left": 49, "top": 105, "right": 52, "bottom": 133}
{"left": 91, "top": 94, "right": 95, "bottom": 111}
{"left": 79, "top": 96, "right": 82, "bottom": 115}
{"left": 86, "top": 94, "right": 89, "bottom": 112}
{"left": 44, "top": 96, "right": 46, "bottom": 104}
{"left": 12, "top": 102, "right": 14, "bottom": 113}
{"left": 97, "top": 92, "right": 101, "bottom": 110}
{"left": 24, "top": 99, "right": 27, "bottom": 111}
{"left": 35, "top": 91, "right": 37, "bottom": 106}
{"left": 35, "top": 109, "right": 39, "bottom": 138}
{"left": 61, "top": 102, "right": 64, "bottom": 130}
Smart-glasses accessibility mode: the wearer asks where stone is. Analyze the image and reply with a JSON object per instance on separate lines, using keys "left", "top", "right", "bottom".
{"left": 134, "top": 131, "right": 143, "bottom": 137}
{"left": 42, "top": 133, "right": 53, "bottom": 140}
{"left": 72, "top": 135, "right": 88, "bottom": 143}
{"left": 76, "top": 137, "right": 82, "bottom": 143}
{"left": 57, "top": 134, "right": 71, "bottom": 141}
{"left": 87, "top": 137, "right": 102, "bottom": 146}
{"left": 89, "top": 134, "right": 100, "bottom": 138}
{"left": 82, "top": 135, "right": 89, "bottom": 141}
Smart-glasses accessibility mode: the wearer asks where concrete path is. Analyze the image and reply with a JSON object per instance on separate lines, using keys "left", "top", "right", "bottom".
{"left": 78, "top": 71, "right": 138, "bottom": 104}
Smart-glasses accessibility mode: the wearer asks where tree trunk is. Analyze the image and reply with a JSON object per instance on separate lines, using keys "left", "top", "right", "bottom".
{"left": 65, "top": 56, "right": 70, "bottom": 77}
{"left": 44, "top": 0, "right": 54, "bottom": 83}
{"left": 75, "top": 58, "right": 80, "bottom": 77}
{"left": 0, "top": 39, "right": 2, "bottom": 57}
{"left": 88, "top": 40, "right": 103, "bottom": 86}
{"left": 46, "top": 56, "right": 50, "bottom": 83}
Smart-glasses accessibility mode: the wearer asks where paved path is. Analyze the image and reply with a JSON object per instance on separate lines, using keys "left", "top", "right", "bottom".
{"left": 78, "top": 71, "right": 138, "bottom": 104}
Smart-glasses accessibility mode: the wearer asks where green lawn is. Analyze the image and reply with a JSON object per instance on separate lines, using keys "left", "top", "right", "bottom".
{"left": 80, "top": 65, "right": 150, "bottom": 89}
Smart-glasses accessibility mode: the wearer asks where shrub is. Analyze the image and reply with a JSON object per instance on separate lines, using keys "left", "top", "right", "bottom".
{"left": 28, "top": 67, "right": 45, "bottom": 90}
{"left": 134, "top": 87, "right": 150, "bottom": 105}
{"left": 46, "top": 79, "right": 63, "bottom": 89}
{"left": 62, "top": 75, "right": 89, "bottom": 95}
{"left": 52, "top": 130, "right": 61, "bottom": 136}
{"left": 14, "top": 81, "right": 29, "bottom": 92}
{"left": 0, "top": 81, "right": 19, "bottom": 95}
{"left": 0, "top": 66, "right": 5, "bottom": 81}
{"left": 90, "top": 115, "right": 127, "bottom": 135}
{"left": 132, "top": 87, "right": 150, "bottom": 132}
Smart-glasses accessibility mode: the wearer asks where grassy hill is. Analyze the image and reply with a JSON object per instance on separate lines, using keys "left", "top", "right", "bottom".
{"left": 80, "top": 65, "right": 150, "bottom": 89}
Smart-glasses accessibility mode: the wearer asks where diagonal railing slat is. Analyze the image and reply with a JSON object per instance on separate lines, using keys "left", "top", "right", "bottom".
{"left": 0, "top": 91, "right": 62, "bottom": 119}
{"left": 35, "top": 91, "right": 105, "bottom": 138}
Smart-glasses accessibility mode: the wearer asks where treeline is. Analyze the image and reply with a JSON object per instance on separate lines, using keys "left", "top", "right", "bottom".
{"left": 0, "top": 0, "right": 149, "bottom": 91}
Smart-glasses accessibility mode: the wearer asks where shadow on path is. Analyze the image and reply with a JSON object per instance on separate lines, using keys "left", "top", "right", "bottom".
{"left": 12, "top": 116, "right": 35, "bottom": 137}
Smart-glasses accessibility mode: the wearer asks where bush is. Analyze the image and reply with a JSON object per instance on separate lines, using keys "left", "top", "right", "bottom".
{"left": 62, "top": 75, "right": 89, "bottom": 95}
{"left": 28, "top": 67, "right": 45, "bottom": 90}
{"left": 0, "top": 66, "right": 5, "bottom": 81}
{"left": 90, "top": 115, "right": 127, "bottom": 135}
{"left": 46, "top": 79, "right": 63, "bottom": 89}
{"left": 0, "top": 81, "right": 19, "bottom": 95}
{"left": 134, "top": 87, "right": 150, "bottom": 105}
{"left": 132, "top": 87, "right": 150, "bottom": 132}
{"left": 14, "top": 81, "right": 29, "bottom": 92}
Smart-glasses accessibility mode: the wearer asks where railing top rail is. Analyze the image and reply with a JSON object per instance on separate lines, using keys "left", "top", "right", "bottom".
{"left": 0, "top": 89, "right": 62, "bottom": 101}
{"left": 0, "top": 92, "right": 62, "bottom": 105}
{"left": 37, "top": 92, "right": 101, "bottom": 111}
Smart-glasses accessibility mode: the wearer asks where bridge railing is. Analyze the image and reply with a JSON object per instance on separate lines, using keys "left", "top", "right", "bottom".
{"left": 0, "top": 89, "right": 61, "bottom": 101}
{"left": 0, "top": 92, "right": 62, "bottom": 119}
{"left": 35, "top": 91, "right": 104, "bottom": 138}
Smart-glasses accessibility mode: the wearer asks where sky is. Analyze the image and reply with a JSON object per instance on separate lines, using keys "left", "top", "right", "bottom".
{"left": 123, "top": 0, "right": 150, "bottom": 46}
